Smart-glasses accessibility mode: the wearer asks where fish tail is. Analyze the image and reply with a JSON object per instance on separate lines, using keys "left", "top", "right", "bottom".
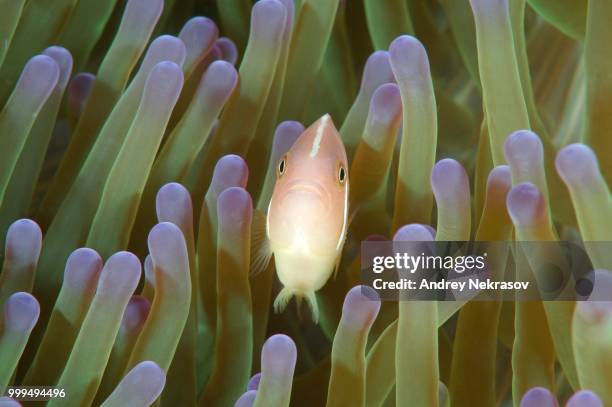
{"left": 273, "top": 289, "right": 319, "bottom": 323}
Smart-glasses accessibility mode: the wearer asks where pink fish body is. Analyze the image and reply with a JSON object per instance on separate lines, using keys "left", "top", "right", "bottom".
{"left": 260, "top": 114, "right": 349, "bottom": 321}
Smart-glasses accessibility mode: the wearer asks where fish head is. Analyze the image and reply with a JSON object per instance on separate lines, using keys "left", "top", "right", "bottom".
{"left": 267, "top": 114, "right": 349, "bottom": 256}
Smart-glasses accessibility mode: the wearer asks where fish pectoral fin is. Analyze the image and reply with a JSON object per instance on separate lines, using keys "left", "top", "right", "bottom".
{"left": 305, "top": 291, "right": 319, "bottom": 323}
{"left": 333, "top": 229, "right": 348, "bottom": 279}
{"left": 348, "top": 204, "right": 359, "bottom": 227}
{"left": 250, "top": 209, "right": 273, "bottom": 276}
{"left": 333, "top": 253, "right": 342, "bottom": 279}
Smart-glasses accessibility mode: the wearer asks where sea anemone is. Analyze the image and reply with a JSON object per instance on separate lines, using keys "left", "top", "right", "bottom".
{"left": 0, "top": 0, "right": 610, "bottom": 406}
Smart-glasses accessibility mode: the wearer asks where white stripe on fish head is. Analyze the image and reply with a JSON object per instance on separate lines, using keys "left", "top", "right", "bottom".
{"left": 309, "top": 114, "right": 331, "bottom": 158}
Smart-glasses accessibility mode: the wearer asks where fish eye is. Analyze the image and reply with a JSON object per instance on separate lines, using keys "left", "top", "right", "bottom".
{"left": 338, "top": 165, "right": 346, "bottom": 184}
{"left": 277, "top": 156, "right": 287, "bottom": 177}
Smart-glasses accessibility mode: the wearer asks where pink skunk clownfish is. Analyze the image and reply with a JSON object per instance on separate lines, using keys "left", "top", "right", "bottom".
{"left": 252, "top": 114, "right": 349, "bottom": 322}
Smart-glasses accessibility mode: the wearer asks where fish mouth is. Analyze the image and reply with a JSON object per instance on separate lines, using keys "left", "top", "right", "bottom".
{"left": 281, "top": 180, "right": 331, "bottom": 212}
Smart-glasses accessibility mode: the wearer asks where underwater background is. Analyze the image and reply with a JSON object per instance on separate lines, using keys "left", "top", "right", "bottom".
{"left": 0, "top": 0, "right": 611, "bottom": 406}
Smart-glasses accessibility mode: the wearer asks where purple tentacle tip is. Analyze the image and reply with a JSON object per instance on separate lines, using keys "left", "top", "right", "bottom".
{"left": 566, "top": 390, "right": 603, "bottom": 407}
{"left": 4, "top": 292, "right": 39, "bottom": 333}
{"left": 261, "top": 334, "right": 297, "bottom": 377}
{"left": 250, "top": 0, "right": 287, "bottom": 43}
{"left": 217, "top": 187, "right": 253, "bottom": 227}
{"left": 247, "top": 373, "right": 261, "bottom": 391}
{"left": 203, "top": 60, "right": 238, "bottom": 98}
{"left": 156, "top": 182, "right": 193, "bottom": 224}
{"left": 519, "top": 387, "right": 557, "bottom": 407}
{"left": 63, "top": 248, "right": 102, "bottom": 291}
{"left": 5, "top": 219, "right": 41, "bottom": 263}
{"left": 389, "top": 35, "right": 430, "bottom": 77}
{"left": 121, "top": 295, "right": 151, "bottom": 334}
{"left": 431, "top": 159, "right": 469, "bottom": 202}
{"left": 369, "top": 83, "right": 402, "bottom": 126}
{"left": 234, "top": 390, "right": 257, "bottom": 407}
{"left": 270, "top": 121, "right": 304, "bottom": 163}
{"left": 0, "top": 397, "right": 21, "bottom": 406}
{"left": 342, "top": 285, "right": 380, "bottom": 328}
{"left": 393, "top": 224, "right": 434, "bottom": 242}
{"left": 506, "top": 182, "right": 545, "bottom": 226}
{"left": 504, "top": 130, "right": 544, "bottom": 169}
{"left": 216, "top": 37, "right": 238, "bottom": 65}
{"left": 211, "top": 155, "right": 249, "bottom": 196}
{"left": 556, "top": 143, "right": 601, "bottom": 186}
{"left": 361, "top": 51, "right": 395, "bottom": 95}
{"left": 98, "top": 252, "right": 141, "bottom": 297}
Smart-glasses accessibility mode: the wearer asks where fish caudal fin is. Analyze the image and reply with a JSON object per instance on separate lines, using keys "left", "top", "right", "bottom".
{"left": 273, "top": 287, "right": 294, "bottom": 313}
{"left": 273, "top": 289, "right": 319, "bottom": 323}
{"left": 250, "top": 209, "right": 273, "bottom": 275}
